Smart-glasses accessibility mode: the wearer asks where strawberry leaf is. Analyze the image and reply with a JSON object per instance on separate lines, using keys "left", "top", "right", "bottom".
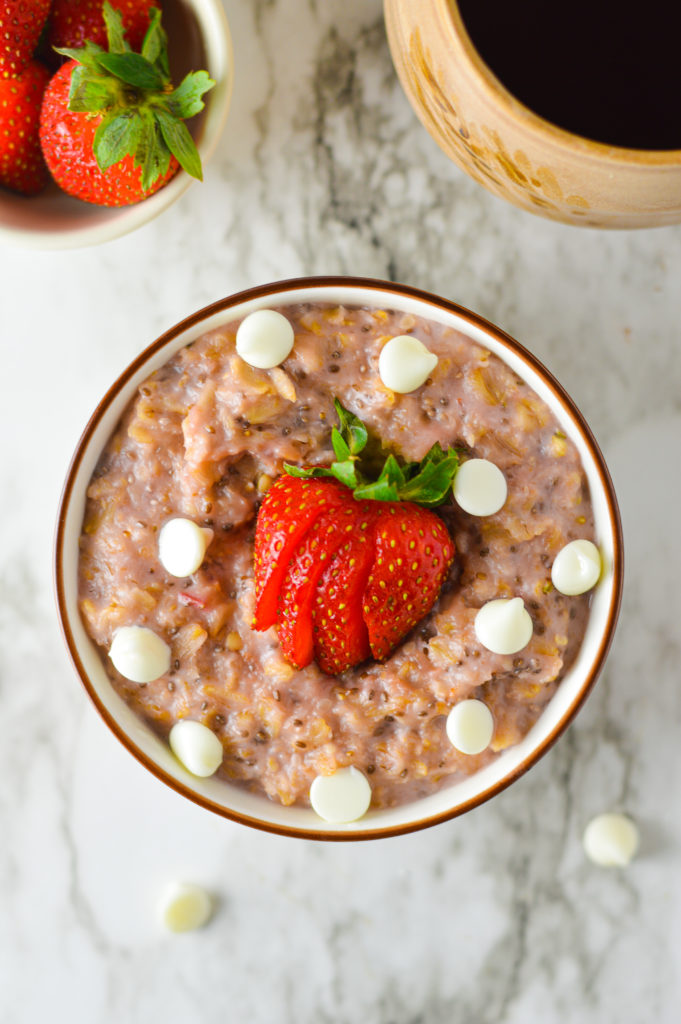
{"left": 397, "top": 446, "right": 459, "bottom": 506}
{"left": 102, "top": 1, "right": 130, "bottom": 55}
{"left": 167, "top": 70, "right": 215, "bottom": 119}
{"left": 284, "top": 402, "right": 460, "bottom": 508}
{"left": 68, "top": 64, "right": 121, "bottom": 112}
{"left": 93, "top": 112, "right": 143, "bottom": 169}
{"left": 283, "top": 464, "right": 335, "bottom": 480}
{"left": 334, "top": 398, "right": 368, "bottom": 456}
{"left": 330, "top": 460, "right": 359, "bottom": 489}
{"left": 331, "top": 427, "right": 351, "bottom": 463}
{"left": 141, "top": 8, "right": 169, "bottom": 79}
{"left": 96, "top": 51, "right": 163, "bottom": 90}
{"left": 154, "top": 108, "right": 203, "bottom": 180}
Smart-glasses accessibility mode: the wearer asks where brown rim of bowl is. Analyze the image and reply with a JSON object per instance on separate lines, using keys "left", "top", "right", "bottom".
{"left": 445, "top": 0, "right": 681, "bottom": 164}
{"left": 54, "top": 275, "right": 624, "bottom": 841}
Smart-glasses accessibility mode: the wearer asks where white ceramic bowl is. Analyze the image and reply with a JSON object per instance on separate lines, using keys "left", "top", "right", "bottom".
{"left": 0, "top": 0, "right": 232, "bottom": 250}
{"left": 55, "top": 277, "right": 623, "bottom": 840}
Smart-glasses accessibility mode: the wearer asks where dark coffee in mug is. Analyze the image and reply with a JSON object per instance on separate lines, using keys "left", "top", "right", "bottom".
{"left": 457, "top": 1, "right": 681, "bottom": 150}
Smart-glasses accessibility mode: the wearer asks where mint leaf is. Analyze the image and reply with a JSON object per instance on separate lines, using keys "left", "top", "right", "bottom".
{"left": 102, "top": 1, "right": 130, "bottom": 54}
{"left": 96, "top": 51, "right": 163, "bottom": 90}
{"left": 93, "top": 112, "right": 143, "bottom": 169}
{"left": 167, "top": 70, "right": 215, "bottom": 119}
{"left": 154, "top": 108, "right": 203, "bottom": 180}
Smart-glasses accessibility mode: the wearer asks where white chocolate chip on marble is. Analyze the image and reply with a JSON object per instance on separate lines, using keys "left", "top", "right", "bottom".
{"left": 109, "top": 625, "right": 171, "bottom": 683}
{"left": 552, "top": 539, "right": 601, "bottom": 596}
{"left": 309, "top": 766, "right": 372, "bottom": 823}
{"left": 378, "top": 335, "right": 438, "bottom": 393}
{"left": 235, "top": 309, "right": 295, "bottom": 369}
{"left": 169, "top": 720, "right": 224, "bottom": 777}
{"left": 583, "top": 813, "right": 639, "bottom": 867}
{"left": 454, "top": 458, "right": 507, "bottom": 516}
{"left": 159, "top": 882, "right": 213, "bottom": 932}
{"left": 158, "top": 518, "right": 213, "bottom": 578}
{"left": 446, "top": 699, "right": 494, "bottom": 755}
{"left": 475, "top": 597, "right": 533, "bottom": 655}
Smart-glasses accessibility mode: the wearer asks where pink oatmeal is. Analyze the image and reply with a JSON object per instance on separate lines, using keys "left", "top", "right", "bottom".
{"left": 79, "top": 303, "right": 595, "bottom": 808}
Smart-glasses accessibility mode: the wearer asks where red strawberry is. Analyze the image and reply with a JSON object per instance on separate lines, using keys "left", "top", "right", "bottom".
{"left": 363, "top": 503, "right": 454, "bottom": 660}
{"left": 0, "top": 60, "right": 50, "bottom": 195}
{"left": 312, "top": 528, "right": 375, "bottom": 674}
{"left": 39, "top": 2, "right": 213, "bottom": 206}
{"left": 0, "top": 1, "right": 52, "bottom": 79}
{"left": 40, "top": 60, "right": 178, "bottom": 206}
{"left": 49, "top": 0, "right": 159, "bottom": 52}
{"left": 253, "top": 476, "right": 351, "bottom": 631}
{"left": 252, "top": 401, "right": 459, "bottom": 675}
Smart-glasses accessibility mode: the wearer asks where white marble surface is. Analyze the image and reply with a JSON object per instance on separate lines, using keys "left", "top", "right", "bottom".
{"left": 1, "top": 1, "right": 681, "bottom": 1021}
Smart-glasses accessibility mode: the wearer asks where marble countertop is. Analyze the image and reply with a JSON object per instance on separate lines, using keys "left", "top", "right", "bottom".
{"left": 1, "top": 1, "right": 680, "bottom": 1021}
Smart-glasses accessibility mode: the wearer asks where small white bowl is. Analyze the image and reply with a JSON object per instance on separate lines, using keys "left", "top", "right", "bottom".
{"left": 55, "top": 277, "right": 623, "bottom": 840}
{"left": 0, "top": 0, "right": 232, "bottom": 250}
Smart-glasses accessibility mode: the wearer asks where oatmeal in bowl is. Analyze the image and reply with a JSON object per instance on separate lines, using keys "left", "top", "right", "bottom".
{"left": 55, "top": 277, "right": 622, "bottom": 839}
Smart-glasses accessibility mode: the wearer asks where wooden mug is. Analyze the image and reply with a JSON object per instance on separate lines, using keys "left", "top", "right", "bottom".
{"left": 384, "top": 0, "right": 681, "bottom": 228}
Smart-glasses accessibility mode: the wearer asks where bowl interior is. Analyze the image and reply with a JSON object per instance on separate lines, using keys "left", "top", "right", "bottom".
{"left": 0, "top": 0, "right": 233, "bottom": 250}
{"left": 56, "top": 279, "right": 622, "bottom": 839}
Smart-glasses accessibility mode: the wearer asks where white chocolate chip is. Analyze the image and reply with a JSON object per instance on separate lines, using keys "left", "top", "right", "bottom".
{"left": 475, "top": 597, "right": 533, "bottom": 655}
{"left": 159, "top": 882, "right": 213, "bottom": 932}
{"left": 309, "top": 766, "right": 372, "bottom": 823}
{"left": 454, "top": 459, "right": 507, "bottom": 516}
{"left": 235, "top": 309, "right": 295, "bottom": 369}
{"left": 583, "top": 813, "right": 639, "bottom": 867}
{"left": 446, "top": 699, "right": 494, "bottom": 755}
{"left": 158, "top": 518, "right": 213, "bottom": 578}
{"left": 552, "top": 539, "right": 601, "bottom": 595}
{"left": 109, "top": 626, "right": 171, "bottom": 683}
{"left": 169, "top": 720, "right": 224, "bottom": 777}
{"left": 378, "top": 335, "right": 438, "bottom": 393}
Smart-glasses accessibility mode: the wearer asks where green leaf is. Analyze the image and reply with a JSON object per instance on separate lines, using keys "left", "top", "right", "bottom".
{"left": 283, "top": 463, "right": 334, "bottom": 480}
{"left": 167, "top": 70, "right": 216, "bottom": 119}
{"left": 54, "top": 40, "right": 104, "bottom": 70}
{"left": 334, "top": 399, "right": 368, "bottom": 456}
{"left": 330, "top": 461, "right": 358, "bottom": 489}
{"left": 353, "top": 478, "right": 400, "bottom": 502}
{"left": 96, "top": 51, "right": 163, "bottom": 90}
{"left": 141, "top": 8, "right": 170, "bottom": 79}
{"left": 398, "top": 450, "right": 459, "bottom": 506}
{"left": 154, "top": 108, "right": 203, "bottom": 180}
{"left": 331, "top": 427, "right": 351, "bottom": 463}
{"left": 67, "top": 65, "right": 120, "bottom": 112}
{"left": 93, "top": 112, "right": 143, "bottom": 170}
{"left": 102, "top": 1, "right": 130, "bottom": 54}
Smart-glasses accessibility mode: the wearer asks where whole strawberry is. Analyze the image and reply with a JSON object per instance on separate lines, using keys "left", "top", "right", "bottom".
{"left": 50, "top": 0, "right": 159, "bottom": 52}
{"left": 0, "top": 60, "right": 50, "bottom": 195}
{"left": 40, "top": 2, "right": 214, "bottom": 206}
{"left": 253, "top": 401, "right": 458, "bottom": 675}
{"left": 0, "top": 1, "right": 52, "bottom": 79}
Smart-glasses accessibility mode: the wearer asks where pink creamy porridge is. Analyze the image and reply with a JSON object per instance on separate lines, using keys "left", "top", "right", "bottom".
{"left": 79, "top": 303, "right": 595, "bottom": 808}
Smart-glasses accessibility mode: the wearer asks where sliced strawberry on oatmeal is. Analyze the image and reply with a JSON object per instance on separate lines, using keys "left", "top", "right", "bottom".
{"left": 312, "top": 529, "right": 375, "bottom": 675}
{"left": 252, "top": 400, "right": 459, "bottom": 675}
{"left": 252, "top": 475, "right": 350, "bottom": 631}
{"left": 363, "top": 503, "right": 455, "bottom": 660}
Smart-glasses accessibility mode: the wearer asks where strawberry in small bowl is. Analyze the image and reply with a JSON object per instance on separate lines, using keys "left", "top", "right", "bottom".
{"left": 55, "top": 277, "right": 623, "bottom": 840}
{"left": 0, "top": 0, "right": 232, "bottom": 248}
